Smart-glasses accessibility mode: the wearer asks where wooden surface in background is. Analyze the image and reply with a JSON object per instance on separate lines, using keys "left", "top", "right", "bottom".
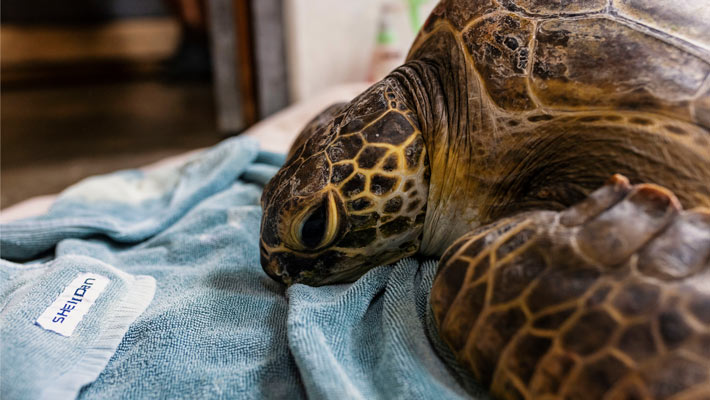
{"left": 1, "top": 18, "right": 179, "bottom": 66}
{"left": 1, "top": 2, "right": 294, "bottom": 206}
{"left": 234, "top": 0, "right": 257, "bottom": 126}
{"left": 1, "top": 18, "right": 180, "bottom": 85}
{"left": 1, "top": 80, "right": 220, "bottom": 208}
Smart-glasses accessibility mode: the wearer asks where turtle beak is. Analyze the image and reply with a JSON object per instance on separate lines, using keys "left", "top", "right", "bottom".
{"left": 259, "top": 242, "right": 286, "bottom": 285}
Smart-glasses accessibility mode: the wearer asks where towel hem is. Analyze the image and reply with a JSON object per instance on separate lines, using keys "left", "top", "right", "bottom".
{"left": 39, "top": 274, "right": 156, "bottom": 400}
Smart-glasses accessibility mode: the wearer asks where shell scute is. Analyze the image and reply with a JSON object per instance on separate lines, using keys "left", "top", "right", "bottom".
{"left": 422, "top": 0, "right": 498, "bottom": 32}
{"left": 530, "top": 17, "right": 710, "bottom": 123}
{"left": 462, "top": 13, "right": 537, "bottom": 111}
{"left": 499, "top": 0, "right": 607, "bottom": 15}
{"left": 613, "top": 0, "right": 710, "bottom": 55}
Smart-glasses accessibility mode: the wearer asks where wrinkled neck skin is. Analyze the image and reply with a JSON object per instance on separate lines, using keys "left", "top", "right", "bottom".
{"left": 393, "top": 48, "right": 494, "bottom": 256}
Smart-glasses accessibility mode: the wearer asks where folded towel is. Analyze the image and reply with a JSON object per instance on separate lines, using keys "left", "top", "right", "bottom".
{"left": 1, "top": 137, "right": 486, "bottom": 399}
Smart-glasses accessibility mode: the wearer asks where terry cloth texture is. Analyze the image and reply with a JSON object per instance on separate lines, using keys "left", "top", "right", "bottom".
{"left": 1, "top": 136, "right": 488, "bottom": 399}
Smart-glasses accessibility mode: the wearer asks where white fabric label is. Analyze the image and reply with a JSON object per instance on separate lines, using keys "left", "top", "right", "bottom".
{"left": 36, "top": 273, "right": 110, "bottom": 337}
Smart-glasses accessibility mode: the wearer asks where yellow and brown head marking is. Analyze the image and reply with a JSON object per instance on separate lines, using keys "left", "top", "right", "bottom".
{"left": 260, "top": 78, "right": 430, "bottom": 285}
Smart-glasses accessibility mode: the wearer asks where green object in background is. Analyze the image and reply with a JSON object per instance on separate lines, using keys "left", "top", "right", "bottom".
{"left": 407, "top": 0, "right": 427, "bottom": 33}
{"left": 377, "top": 27, "right": 396, "bottom": 45}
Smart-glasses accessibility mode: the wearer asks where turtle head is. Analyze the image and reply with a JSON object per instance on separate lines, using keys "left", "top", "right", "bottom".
{"left": 260, "top": 78, "right": 430, "bottom": 286}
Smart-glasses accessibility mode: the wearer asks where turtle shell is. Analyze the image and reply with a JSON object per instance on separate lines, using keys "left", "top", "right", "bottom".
{"left": 409, "top": 0, "right": 710, "bottom": 129}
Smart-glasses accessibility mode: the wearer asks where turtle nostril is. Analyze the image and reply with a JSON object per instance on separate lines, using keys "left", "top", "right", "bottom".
{"left": 263, "top": 262, "right": 284, "bottom": 284}
{"left": 260, "top": 244, "right": 285, "bottom": 284}
{"left": 262, "top": 258, "right": 285, "bottom": 284}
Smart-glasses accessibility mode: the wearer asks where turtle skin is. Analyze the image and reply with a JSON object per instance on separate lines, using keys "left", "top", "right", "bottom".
{"left": 258, "top": 0, "right": 710, "bottom": 397}
{"left": 431, "top": 175, "right": 710, "bottom": 399}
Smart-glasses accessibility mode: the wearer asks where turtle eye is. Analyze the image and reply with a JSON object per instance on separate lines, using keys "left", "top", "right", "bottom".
{"left": 300, "top": 201, "right": 327, "bottom": 248}
{"left": 291, "top": 193, "right": 339, "bottom": 250}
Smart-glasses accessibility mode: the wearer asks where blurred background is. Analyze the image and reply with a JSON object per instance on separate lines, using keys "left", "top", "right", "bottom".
{"left": 1, "top": 0, "right": 437, "bottom": 209}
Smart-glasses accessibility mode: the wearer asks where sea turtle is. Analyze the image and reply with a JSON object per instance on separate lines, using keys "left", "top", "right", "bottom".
{"left": 260, "top": 1, "right": 710, "bottom": 398}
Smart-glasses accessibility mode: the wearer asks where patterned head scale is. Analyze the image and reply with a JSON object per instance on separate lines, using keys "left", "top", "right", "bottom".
{"left": 259, "top": 78, "right": 430, "bottom": 285}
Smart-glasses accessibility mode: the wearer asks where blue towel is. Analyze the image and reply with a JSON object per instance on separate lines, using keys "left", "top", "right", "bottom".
{"left": 1, "top": 136, "right": 487, "bottom": 399}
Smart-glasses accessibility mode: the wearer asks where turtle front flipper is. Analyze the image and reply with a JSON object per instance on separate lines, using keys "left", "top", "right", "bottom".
{"left": 431, "top": 175, "right": 710, "bottom": 400}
